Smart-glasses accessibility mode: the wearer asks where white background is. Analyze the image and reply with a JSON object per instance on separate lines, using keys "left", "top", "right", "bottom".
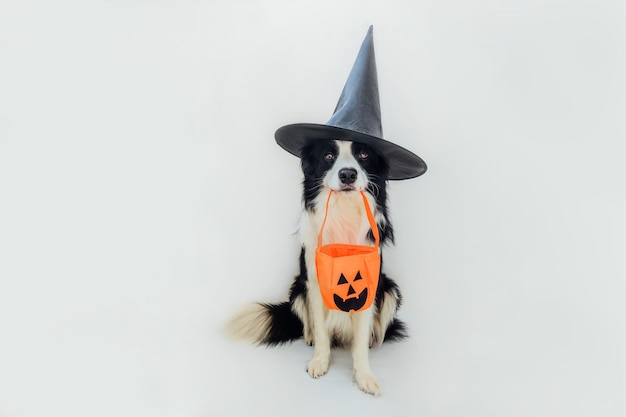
{"left": 1, "top": 1, "right": 625, "bottom": 416}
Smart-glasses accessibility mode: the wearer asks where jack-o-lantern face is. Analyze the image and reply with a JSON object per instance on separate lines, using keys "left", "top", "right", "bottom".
{"left": 333, "top": 271, "right": 369, "bottom": 312}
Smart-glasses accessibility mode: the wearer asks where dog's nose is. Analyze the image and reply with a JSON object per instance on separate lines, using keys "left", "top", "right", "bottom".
{"left": 338, "top": 168, "right": 358, "bottom": 185}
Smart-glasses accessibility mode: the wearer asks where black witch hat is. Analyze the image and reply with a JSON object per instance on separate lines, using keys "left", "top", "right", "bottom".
{"left": 275, "top": 26, "right": 427, "bottom": 180}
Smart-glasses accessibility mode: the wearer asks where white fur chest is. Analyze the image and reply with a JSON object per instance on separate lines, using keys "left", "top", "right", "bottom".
{"left": 299, "top": 190, "right": 377, "bottom": 249}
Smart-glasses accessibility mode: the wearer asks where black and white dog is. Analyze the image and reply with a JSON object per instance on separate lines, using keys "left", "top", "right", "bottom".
{"left": 227, "top": 138, "right": 406, "bottom": 395}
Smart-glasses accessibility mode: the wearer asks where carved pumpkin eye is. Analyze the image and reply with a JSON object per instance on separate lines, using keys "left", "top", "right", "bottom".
{"left": 338, "top": 272, "right": 363, "bottom": 296}
{"left": 337, "top": 271, "right": 363, "bottom": 285}
{"left": 332, "top": 271, "right": 369, "bottom": 312}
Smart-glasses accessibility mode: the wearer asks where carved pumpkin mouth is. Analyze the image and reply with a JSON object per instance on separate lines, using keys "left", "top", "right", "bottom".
{"left": 333, "top": 287, "right": 368, "bottom": 312}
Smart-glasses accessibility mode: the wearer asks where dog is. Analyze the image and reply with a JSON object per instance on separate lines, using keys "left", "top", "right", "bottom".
{"left": 226, "top": 138, "right": 407, "bottom": 395}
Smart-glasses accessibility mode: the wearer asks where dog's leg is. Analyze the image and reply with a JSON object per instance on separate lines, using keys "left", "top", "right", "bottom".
{"left": 351, "top": 307, "right": 380, "bottom": 395}
{"left": 306, "top": 286, "right": 331, "bottom": 377}
{"left": 305, "top": 252, "right": 331, "bottom": 377}
{"left": 291, "top": 293, "right": 313, "bottom": 345}
{"left": 372, "top": 285, "right": 401, "bottom": 346}
{"left": 302, "top": 301, "right": 314, "bottom": 346}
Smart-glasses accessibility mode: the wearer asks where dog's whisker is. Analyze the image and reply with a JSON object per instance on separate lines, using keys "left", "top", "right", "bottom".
{"left": 309, "top": 181, "right": 325, "bottom": 191}
{"left": 366, "top": 177, "right": 381, "bottom": 197}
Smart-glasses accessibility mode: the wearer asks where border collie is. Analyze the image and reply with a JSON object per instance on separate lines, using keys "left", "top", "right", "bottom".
{"left": 227, "top": 139, "right": 406, "bottom": 395}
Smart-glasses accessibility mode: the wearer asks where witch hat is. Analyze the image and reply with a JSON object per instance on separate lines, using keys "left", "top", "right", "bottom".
{"left": 275, "top": 26, "right": 427, "bottom": 180}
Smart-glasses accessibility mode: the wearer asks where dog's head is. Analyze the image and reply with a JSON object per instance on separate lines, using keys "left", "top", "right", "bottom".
{"left": 300, "top": 139, "right": 389, "bottom": 209}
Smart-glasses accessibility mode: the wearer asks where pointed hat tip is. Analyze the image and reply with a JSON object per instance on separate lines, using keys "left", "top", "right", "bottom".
{"left": 362, "top": 25, "right": 374, "bottom": 47}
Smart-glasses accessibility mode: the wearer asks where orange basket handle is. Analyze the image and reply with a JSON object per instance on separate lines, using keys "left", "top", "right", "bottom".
{"left": 317, "top": 190, "right": 380, "bottom": 248}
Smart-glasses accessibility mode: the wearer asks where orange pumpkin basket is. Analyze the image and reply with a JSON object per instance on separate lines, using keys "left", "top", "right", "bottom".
{"left": 315, "top": 190, "right": 380, "bottom": 312}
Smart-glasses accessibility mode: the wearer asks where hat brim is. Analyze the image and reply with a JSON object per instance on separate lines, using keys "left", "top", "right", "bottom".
{"left": 275, "top": 123, "right": 427, "bottom": 180}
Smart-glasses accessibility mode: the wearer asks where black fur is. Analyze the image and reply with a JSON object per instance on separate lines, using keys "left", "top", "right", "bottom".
{"left": 259, "top": 302, "right": 304, "bottom": 346}
{"left": 258, "top": 140, "right": 407, "bottom": 346}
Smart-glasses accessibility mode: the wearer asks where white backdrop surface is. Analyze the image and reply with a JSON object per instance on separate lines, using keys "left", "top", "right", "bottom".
{"left": 1, "top": 1, "right": 625, "bottom": 416}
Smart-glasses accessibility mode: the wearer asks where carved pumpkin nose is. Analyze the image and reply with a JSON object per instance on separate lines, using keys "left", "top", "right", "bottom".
{"left": 347, "top": 285, "right": 356, "bottom": 295}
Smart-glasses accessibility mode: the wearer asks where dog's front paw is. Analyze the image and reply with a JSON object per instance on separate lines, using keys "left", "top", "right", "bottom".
{"left": 354, "top": 371, "right": 380, "bottom": 396}
{"left": 307, "top": 356, "right": 329, "bottom": 378}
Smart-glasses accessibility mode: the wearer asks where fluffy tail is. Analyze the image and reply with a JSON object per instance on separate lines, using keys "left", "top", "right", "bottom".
{"left": 226, "top": 302, "right": 303, "bottom": 346}
{"left": 383, "top": 318, "right": 408, "bottom": 342}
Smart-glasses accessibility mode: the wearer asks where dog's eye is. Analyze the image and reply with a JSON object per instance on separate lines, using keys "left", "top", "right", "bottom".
{"left": 358, "top": 151, "right": 368, "bottom": 160}
{"left": 324, "top": 152, "right": 336, "bottom": 161}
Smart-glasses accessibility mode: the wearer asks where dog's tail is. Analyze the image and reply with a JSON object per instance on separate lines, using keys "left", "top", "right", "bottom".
{"left": 226, "top": 302, "right": 303, "bottom": 346}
